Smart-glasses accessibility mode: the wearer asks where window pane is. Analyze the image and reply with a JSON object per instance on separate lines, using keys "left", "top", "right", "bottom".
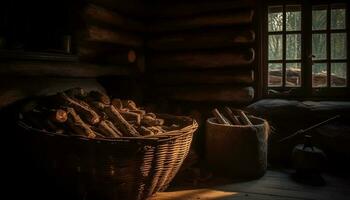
{"left": 312, "top": 6, "right": 327, "bottom": 30}
{"left": 286, "top": 34, "right": 301, "bottom": 60}
{"left": 286, "top": 63, "right": 301, "bottom": 87}
{"left": 268, "top": 63, "right": 283, "bottom": 87}
{"left": 286, "top": 5, "right": 301, "bottom": 31}
{"left": 312, "top": 63, "right": 328, "bottom": 87}
{"left": 268, "top": 35, "right": 283, "bottom": 60}
{"left": 331, "top": 5, "right": 346, "bottom": 29}
{"left": 268, "top": 6, "right": 283, "bottom": 32}
{"left": 331, "top": 33, "right": 347, "bottom": 59}
{"left": 331, "top": 63, "right": 347, "bottom": 87}
{"left": 312, "top": 34, "right": 327, "bottom": 60}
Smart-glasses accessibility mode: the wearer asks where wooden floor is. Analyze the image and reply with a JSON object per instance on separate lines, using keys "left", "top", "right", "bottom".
{"left": 151, "top": 170, "right": 350, "bottom": 200}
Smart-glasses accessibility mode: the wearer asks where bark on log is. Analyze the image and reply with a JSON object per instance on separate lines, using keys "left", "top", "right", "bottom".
{"left": 78, "top": 43, "right": 137, "bottom": 65}
{"left": 120, "top": 110, "right": 141, "bottom": 125}
{"left": 82, "top": 25, "right": 143, "bottom": 47}
{"left": 147, "top": 30, "right": 255, "bottom": 50}
{"left": 158, "top": 86, "right": 254, "bottom": 103}
{"left": 57, "top": 93, "right": 100, "bottom": 125}
{"left": 66, "top": 107, "right": 96, "bottom": 138}
{"left": 97, "top": 120, "right": 121, "bottom": 137}
{"left": 149, "top": 70, "right": 254, "bottom": 85}
{"left": 87, "top": 91, "right": 111, "bottom": 105}
{"left": 149, "top": 10, "right": 254, "bottom": 32}
{"left": 83, "top": 4, "right": 145, "bottom": 32}
{"left": 104, "top": 105, "right": 139, "bottom": 137}
{"left": 148, "top": 48, "right": 255, "bottom": 69}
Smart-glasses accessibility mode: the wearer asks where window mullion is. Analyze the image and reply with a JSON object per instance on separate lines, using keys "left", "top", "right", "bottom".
{"left": 327, "top": 4, "right": 331, "bottom": 87}
{"left": 282, "top": 5, "right": 287, "bottom": 88}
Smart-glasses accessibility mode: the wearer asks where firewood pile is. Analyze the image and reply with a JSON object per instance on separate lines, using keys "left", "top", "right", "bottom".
{"left": 20, "top": 88, "right": 180, "bottom": 138}
{"left": 212, "top": 107, "right": 253, "bottom": 126}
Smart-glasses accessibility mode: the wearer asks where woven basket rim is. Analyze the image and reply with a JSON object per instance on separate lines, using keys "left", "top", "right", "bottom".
{"left": 18, "top": 114, "right": 198, "bottom": 144}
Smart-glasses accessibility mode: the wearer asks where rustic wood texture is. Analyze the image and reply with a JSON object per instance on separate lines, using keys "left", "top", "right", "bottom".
{"left": 157, "top": 86, "right": 254, "bottom": 103}
{"left": 83, "top": 4, "right": 145, "bottom": 32}
{"left": 147, "top": 30, "right": 255, "bottom": 50}
{"left": 88, "top": 0, "right": 145, "bottom": 17}
{"left": 152, "top": 170, "right": 350, "bottom": 200}
{"left": 149, "top": 70, "right": 254, "bottom": 85}
{"left": 146, "top": 0, "right": 255, "bottom": 18}
{"left": 82, "top": 25, "right": 143, "bottom": 47}
{"left": 0, "top": 61, "right": 132, "bottom": 77}
{"left": 78, "top": 43, "right": 137, "bottom": 65}
{"left": 149, "top": 10, "right": 254, "bottom": 32}
{"left": 148, "top": 48, "right": 254, "bottom": 70}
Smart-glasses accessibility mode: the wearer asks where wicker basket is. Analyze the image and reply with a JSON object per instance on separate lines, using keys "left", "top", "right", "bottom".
{"left": 18, "top": 114, "right": 198, "bottom": 200}
{"left": 206, "top": 116, "right": 269, "bottom": 179}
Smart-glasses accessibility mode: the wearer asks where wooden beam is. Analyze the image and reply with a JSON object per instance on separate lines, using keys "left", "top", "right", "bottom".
{"left": 147, "top": 30, "right": 255, "bottom": 50}
{"left": 148, "top": 48, "right": 255, "bottom": 70}
{"left": 156, "top": 86, "right": 254, "bottom": 103}
{"left": 146, "top": 0, "right": 255, "bottom": 18}
{"left": 0, "top": 61, "right": 132, "bottom": 78}
{"left": 81, "top": 25, "right": 143, "bottom": 47}
{"left": 83, "top": 4, "right": 145, "bottom": 32}
{"left": 77, "top": 43, "right": 137, "bottom": 65}
{"left": 88, "top": 0, "right": 145, "bottom": 17}
{"left": 149, "top": 70, "right": 254, "bottom": 85}
{"left": 149, "top": 10, "right": 254, "bottom": 32}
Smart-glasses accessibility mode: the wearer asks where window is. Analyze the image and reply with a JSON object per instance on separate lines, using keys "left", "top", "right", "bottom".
{"left": 265, "top": 2, "right": 349, "bottom": 97}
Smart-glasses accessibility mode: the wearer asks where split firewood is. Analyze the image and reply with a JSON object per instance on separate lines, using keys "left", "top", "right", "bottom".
{"left": 65, "top": 87, "right": 88, "bottom": 99}
{"left": 111, "top": 98, "right": 123, "bottom": 109}
{"left": 97, "top": 120, "right": 121, "bottom": 138}
{"left": 137, "top": 126, "right": 154, "bottom": 136}
{"left": 237, "top": 110, "right": 253, "bottom": 126}
{"left": 105, "top": 120, "right": 123, "bottom": 137}
{"left": 148, "top": 126, "right": 165, "bottom": 135}
{"left": 212, "top": 108, "right": 231, "bottom": 125}
{"left": 57, "top": 93, "right": 100, "bottom": 125}
{"left": 224, "top": 107, "right": 241, "bottom": 125}
{"left": 87, "top": 91, "right": 111, "bottom": 105}
{"left": 125, "top": 100, "right": 138, "bottom": 110}
{"left": 129, "top": 109, "right": 146, "bottom": 116}
{"left": 145, "top": 112, "right": 156, "bottom": 118}
{"left": 66, "top": 107, "right": 96, "bottom": 138}
{"left": 103, "top": 105, "right": 140, "bottom": 137}
{"left": 88, "top": 101, "right": 108, "bottom": 119}
{"left": 120, "top": 110, "right": 141, "bottom": 125}
{"left": 141, "top": 115, "right": 164, "bottom": 126}
{"left": 49, "top": 109, "right": 68, "bottom": 123}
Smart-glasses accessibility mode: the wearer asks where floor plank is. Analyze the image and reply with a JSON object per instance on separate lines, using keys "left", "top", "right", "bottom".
{"left": 151, "top": 170, "right": 350, "bottom": 200}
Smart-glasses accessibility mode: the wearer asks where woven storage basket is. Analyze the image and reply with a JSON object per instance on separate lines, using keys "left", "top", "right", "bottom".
{"left": 206, "top": 116, "right": 269, "bottom": 179}
{"left": 18, "top": 114, "right": 198, "bottom": 200}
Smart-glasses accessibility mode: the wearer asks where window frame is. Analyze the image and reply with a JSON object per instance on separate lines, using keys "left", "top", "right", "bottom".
{"left": 261, "top": 0, "right": 350, "bottom": 99}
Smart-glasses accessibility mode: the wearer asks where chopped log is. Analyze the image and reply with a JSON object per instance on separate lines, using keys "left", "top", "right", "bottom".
{"left": 88, "top": 101, "right": 108, "bottom": 119}
{"left": 87, "top": 91, "right": 111, "bottom": 105}
{"left": 224, "top": 107, "right": 241, "bottom": 125}
{"left": 104, "top": 105, "right": 139, "bottom": 137}
{"left": 49, "top": 109, "right": 68, "bottom": 123}
{"left": 105, "top": 120, "right": 123, "bottom": 137}
{"left": 66, "top": 108, "right": 96, "bottom": 138}
{"left": 82, "top": 25, "right": 143, "bottom": 47}
{"left": 125, "top": 100, "right": 138, "bottom": 110}
{"left": 141, "top": 115, "right": 164, "bottom": 126}
{"left": 149, "top": 10, "right": 254, "bottom": 32}
{"left": 97, "top": 120, "right": 121, "bottom": 138}
{"left": 111, "top": 98, "right": 123, "bottom": 109}
{"left": 120, "top": 110, "right": 141, "bottom": 125}
{"left": 78, "top": 43, "right": 137, "bottom": 65}
{"left": 148, "top": 48, "right": 254, "bottom": 69}
{"left": 83, "top": 4, "right": 145, "bottom": 32}
{"left": 57, "top": 93, "right": 100, "bottom": 125}
{"left": 149, "top": 70, "right": 254, "bottom": 85}
{"left": 145, "top": 112, "right": 156, "bottom": 119}
{"left": 129, "top": 109, "right": 146, "bottom": 116}
{"left": 148, "top": 126, "right": 165, "bottom": 135}
{"left": 237, "top": 110, "right": 253, "bottom": 126}
{"left": 147, "top": 30, "right": 255, "bottom": 50}
{"left": 137, "top": 126, "right": 154, "bottom": 136}
{"left": 212, "top": 108, "right": 231, "bottom": 125}
{"left": 158, "top": 86, "right": 254, "bottom": 103}
{"left": 147, "top": 0, "right": 255, "bottom": 18}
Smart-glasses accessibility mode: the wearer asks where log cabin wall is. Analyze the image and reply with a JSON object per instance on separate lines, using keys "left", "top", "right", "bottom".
{"left": 0, "top": 0, "right": 147, "bottom": 109}
{"left": 143, "top": 0, "right": 259, "bottom": 120}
